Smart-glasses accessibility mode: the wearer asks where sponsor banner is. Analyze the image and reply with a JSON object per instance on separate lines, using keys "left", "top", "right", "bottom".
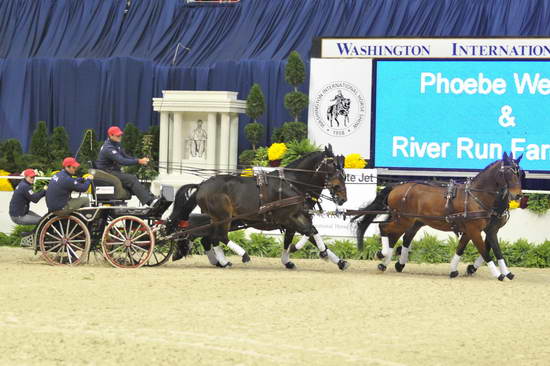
{"left": 307, "top": 58, "right": 371, "bottom": 158}
{"left": 312, "top": 168, "right": 379, "bottom": 237}
{"left": 374, "top": 59, "right": 550, "bottom": 172}
{"left": 320, "top": 38, "right": 550, "bottom": 59}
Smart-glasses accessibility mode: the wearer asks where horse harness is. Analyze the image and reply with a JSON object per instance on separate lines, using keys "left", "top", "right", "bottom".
{"left": 396, "top": 179, "right": 509, "bottom": 236}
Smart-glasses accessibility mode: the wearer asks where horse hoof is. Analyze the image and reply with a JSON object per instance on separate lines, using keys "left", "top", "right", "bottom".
{"left": 319, "top": 250, "right": 329, "bottom": 261}
{"left": 376, "top": 251, "right": 385, "bottom": 260}
{"left": 466, "top": 264, "right": 477, "bottom": 275}
{"left": 506, "top": 272, "right": 515, "bottom": 280}
{"left": 497, "top": 274, "right": 505, "bottom": 281}
{"left": 378, "top": 263, "right": 387, "bottom": 272}
{"left": 395, "top": 262, "right": 405, "bottom": 273}
{"left": 217, "top": 261, "right": 232, "bottom": 268}
{"left": 449, "top": 271, "right": 459, "bottom": 278}
{"left": 338, "top": 260, "right": 349, "bottom": 271}
{"left": 242, "top": 253, "right": 251, "bottom": 263}
{"left": 285, "top": 262, "right": 296, "bottom": 270}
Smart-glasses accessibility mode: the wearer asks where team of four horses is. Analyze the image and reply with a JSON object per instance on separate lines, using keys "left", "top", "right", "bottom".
{"left": 164, "top": 145, "right": 524, "bottom": 281}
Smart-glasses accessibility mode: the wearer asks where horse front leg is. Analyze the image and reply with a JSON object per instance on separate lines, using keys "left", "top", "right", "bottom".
{"left": 395, "top": 222, "right": 423, "bottom": 273}
{"left": 466, "top": 229, "right": 504, "bottom": 281}
{"left": 377, "top": 221, "right": 407, "bottom": 272}
{"left": 486, "top": 226, "right": 514, "bottom": 280}
{"left": 290, "top": 213, "right": 349, "bottom": 271}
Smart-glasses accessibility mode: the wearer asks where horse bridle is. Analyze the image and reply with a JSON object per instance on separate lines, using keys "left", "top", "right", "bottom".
{"left": 314, "top": 156, "right": 346, "bottom": 200}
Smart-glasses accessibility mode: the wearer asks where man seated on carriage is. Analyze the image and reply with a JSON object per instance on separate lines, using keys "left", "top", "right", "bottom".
{"left": 95, "top": 126, "right": 159, "bottom": 207}
{"left": 46, "top": 157, "right": 92, "bottom": 212}
{"left": 9, "top": 169, "right": 46, "bottom": 225}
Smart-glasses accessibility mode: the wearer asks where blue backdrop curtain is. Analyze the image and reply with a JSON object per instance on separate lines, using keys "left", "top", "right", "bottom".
{"left": 1, "top": 0, "right": 550, "bottom": 152}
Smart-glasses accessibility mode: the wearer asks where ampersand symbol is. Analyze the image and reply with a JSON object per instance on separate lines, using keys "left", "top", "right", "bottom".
{"left": 498, "top": 105, "right": 516, "bottom": 128}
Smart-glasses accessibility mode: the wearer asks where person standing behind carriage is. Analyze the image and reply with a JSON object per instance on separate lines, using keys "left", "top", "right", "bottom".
{"left": 46, "top": 157, "right": 92, "bottom": 212}
{"left": 95, "top": 126, "right": 158, "bottom": 207}
{"left": 9, "top": 169, "right": 46, "bottom": 225}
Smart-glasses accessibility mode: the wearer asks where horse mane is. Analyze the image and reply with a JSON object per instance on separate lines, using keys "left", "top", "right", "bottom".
{"left": 472, "top": 159, "right": 503, "bottom": 182}
{"left": 284, "top": 151, "right": 324, "bottom": 169}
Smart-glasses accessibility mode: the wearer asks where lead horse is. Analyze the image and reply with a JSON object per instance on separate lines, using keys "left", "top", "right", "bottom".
{"left": 166, "top": 146, "right": 349, "bottom": 270}
{"left": 353, "top": 153, "right": 523, "bottom": 280}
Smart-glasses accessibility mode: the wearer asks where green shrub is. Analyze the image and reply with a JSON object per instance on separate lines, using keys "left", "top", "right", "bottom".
{"left": 246, "top": 83, "right": 265, "bottom": 123}
{"left": 271, "top": 121, "right": 308, "bottom": 143}
{"left": 284, "top": 92, "right": 309, "bottom": 122}
{"left": 244, "top": 123, "right": 264, "bottom": 150}
{"left": 251, "top": 146, "right": 268, "bottom": 167}
{"left": 525, "top": 193, "right": 550, "bottom": 215}
{"left": 281, "top": 139, "right": 320, "bottom": 166}
{"left": 238, "top": 149, "right": 256, "bottom": 167}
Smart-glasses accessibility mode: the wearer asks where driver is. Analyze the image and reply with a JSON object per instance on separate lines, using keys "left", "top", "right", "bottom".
{"left": 9, "top": 169, "right": 46, "bottom": 225}
{"left": 46, "top": 157, "right": 92, "bottom": 212}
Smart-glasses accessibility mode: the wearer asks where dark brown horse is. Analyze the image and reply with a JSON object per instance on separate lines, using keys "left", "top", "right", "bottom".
{"left": 166, "top": 146, "right": 348, "bottom": 269}
{"left": 354, "top": 153, "right": 523, "bottom": 280}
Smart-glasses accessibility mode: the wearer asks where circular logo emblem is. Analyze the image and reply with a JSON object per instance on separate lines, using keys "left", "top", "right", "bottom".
{"left": 312, "top": 81, "right": 366, "bottom": 137}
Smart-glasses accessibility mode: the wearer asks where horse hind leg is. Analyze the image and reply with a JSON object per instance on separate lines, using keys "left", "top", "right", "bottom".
{"left": 281, "top": 230, "right": 299, "bottom": 270}
{"left": 449, "top": 234, "right": 470, "bottom": 278}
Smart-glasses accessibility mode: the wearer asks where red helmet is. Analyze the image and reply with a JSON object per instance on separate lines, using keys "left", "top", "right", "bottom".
{"left": 107, "top": 126, "right": 124, "bottom": 136}
{"left": 62, "top": 157, "right": 80, "bottom": 168}
{"left": 22, "top": 169, "right": 37, "bottom": 178}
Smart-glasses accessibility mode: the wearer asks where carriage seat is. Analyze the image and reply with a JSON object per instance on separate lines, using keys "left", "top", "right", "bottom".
{"left": 89, "top": 168, "right": 131, "bottom": 201}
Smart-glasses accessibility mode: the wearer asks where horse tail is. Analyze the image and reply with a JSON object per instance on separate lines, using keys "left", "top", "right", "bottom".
{"left": 166, "top": 184, "right": 199, "bottom": 232}
{"left": 351, "top": 186, "right": 393, "bottom": 251}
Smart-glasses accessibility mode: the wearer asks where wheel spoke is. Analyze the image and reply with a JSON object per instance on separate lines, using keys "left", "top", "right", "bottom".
{"left": 50, "top": 224, "right": 64, "bottom": 240}
{"left": 46, "top": 231, "right": 62, "bottom": 241}
{"left": 108, "top": 230, "right": 126, "bottom": 243}
{"left": 131, "top": 244, "right": 148, "bottom": 252}
{"left": 45, "top": 243, "right": 62, "bottom": 253}
{"left": 56, "top": 220, "right": 65, "bottom": 237}
{"left": 67, "top": 244, "right": 80, "bottom": 261}
{"left": 126, "top": 221, "right": 134, "bottom": 239}
{"left": 113, "top": 226, "right": 127, "bottom": 242}
{"left": 109, "top": 245, "right": 126, "bottom": 255}
{"left": 131, "top": 230, "right": 149, "bottom": 242}
{"left": 65, "top": 219, "right": 72, "bottom": 238}
{"left": 67, "top": 242, "right": 84, "bottom": 252}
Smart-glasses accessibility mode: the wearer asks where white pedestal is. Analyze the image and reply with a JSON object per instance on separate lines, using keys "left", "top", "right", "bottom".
{"left": 152, "top": 90, "right": 246, "bottom": 192}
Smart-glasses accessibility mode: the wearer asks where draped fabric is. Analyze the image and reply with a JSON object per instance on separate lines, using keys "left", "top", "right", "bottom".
{"left": 1, "top": 0, "right": 550, "bottom": 151}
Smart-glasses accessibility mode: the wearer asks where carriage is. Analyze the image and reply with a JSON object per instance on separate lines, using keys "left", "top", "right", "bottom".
{"left": 25, "top": 169, "right": 177, "bottom": 268}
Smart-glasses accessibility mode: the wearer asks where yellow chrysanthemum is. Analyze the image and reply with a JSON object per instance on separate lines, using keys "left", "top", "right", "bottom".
{"left": 268, "top": 143, "right": 287, "bottom": 161}
{"left": 240, "top": 168, "right": 254, "bottom": 177}
{"left": 344, "top": 153, "right": 367, "bottom": 169}
{"left": 509, "top": 200, "right": 520, "bottom": 209}
{"left": 0, "top": 170, "right": 14, "bottom": 191}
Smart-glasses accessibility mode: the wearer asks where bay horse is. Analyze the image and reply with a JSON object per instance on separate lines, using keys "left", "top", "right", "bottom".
{"left": 166, "top": 146, "right": 349, "bottom": 270}
{"left": 353, "top": 153, "right": 523, "bottom": 280}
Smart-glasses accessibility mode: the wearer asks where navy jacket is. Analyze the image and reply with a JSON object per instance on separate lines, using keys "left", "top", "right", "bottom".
{"left": 95, "top": 139, "right": 139, "bottom": 172}
{"left": 46, "top": 170, "right": 91, "bottom": 212}
{"left": 9, "top": 179, "right": 46, "bottom": 217}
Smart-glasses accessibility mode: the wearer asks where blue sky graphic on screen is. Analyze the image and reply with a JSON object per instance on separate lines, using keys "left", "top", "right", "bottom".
{"left": 375, "top": 60, "right": 550, "bottom": 171}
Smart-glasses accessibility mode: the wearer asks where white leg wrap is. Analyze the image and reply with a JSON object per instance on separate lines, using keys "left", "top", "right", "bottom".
{"left": 497, "top": 259, "right": 510, "bottom": 275}
{"left": 487, "top": 261, "right": 501, "bottom": 277}
{"left": 450, "top": 253, "right": 461, "bottom": 272}
{"left": 381, "top": 236, "right": 390, "bottom": 257}
{"left": 383, "top": 247, "right": 394, "bottom": 265}
{"left": 474, "top": 255, "right": 485, "bottom": 268}
{"left": 326, "top": 248, "right": 340, "bottom": 264}
{"left": 294, "top": 235, "right": 309, "bottom": 251}
{"left": 281, "top": 248, "right": 290, "bottom": 265}
{"left": 206, "top": 249, "right": 218, "bottom": 266}
{"left": 313, "top": 233, "right": 327, "bottom": 252}
{"left": 399, "top": 246, "right": 410, "bottom": 265}
{"left": 212, "top": 246, "right": 229, "bottom": 266}
{"left": 227, "top": 240, "right": 245, "bottom": 257}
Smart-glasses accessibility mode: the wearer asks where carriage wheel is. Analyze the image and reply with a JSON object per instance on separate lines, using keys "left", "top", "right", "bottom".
{"left": 101, "top": 216, "right": 155, "bottom": 269}
{"left": 39, "top": 216, "right": 91, "bottom": 266}
{"left": 144, "top": 240, "right": 175, "bottom": 267}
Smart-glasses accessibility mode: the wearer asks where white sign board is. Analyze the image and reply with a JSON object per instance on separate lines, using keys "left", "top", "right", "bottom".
{"left": 312, "top": 168, "right": 378, "bottom": 237}
{"left": 307, "top": 58, "right": 372, "bottom": 158}
{"left": 320, "top": 38, "right": 550, "bottom": 58}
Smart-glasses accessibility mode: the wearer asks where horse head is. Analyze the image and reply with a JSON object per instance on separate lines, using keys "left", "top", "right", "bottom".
{"left": 320, "top": 146, "right": 347, "bottom": 205}
{"left": 498, "top": 152, "right": 523, "bottom": 199}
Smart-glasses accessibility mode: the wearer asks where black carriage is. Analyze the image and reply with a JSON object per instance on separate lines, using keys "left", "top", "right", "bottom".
{"left": 30, "top": 169, "right": 176, "bottom": 268}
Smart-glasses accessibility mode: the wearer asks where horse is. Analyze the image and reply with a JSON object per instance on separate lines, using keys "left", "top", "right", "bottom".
{"left": 166, "top": 145, "right": 349, "bottom": 270}
{"left": 353, "top": 152, "right": 523, "bottom": 280}
{"left": 327, "top": 98, "right": 350, "bottom": 128}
